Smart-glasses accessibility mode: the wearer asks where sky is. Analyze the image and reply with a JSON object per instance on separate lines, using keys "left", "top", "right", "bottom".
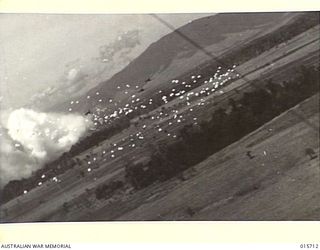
{"left": 0, "top": 13, "right": 212, "bottom": 110}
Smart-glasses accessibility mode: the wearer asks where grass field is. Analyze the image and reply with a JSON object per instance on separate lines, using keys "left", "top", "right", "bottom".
{"left": 113, "top": 94, "right": 319, "bottom": 221}
{"left": 1, "top": 17, "right": 319, "bottom": 222}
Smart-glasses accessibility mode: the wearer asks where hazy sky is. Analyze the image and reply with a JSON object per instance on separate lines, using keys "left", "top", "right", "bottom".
{"left": 0, "top": 13, "right": 212, "bottom": 109}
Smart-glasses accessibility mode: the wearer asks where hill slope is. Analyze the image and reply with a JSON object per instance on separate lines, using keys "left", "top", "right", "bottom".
{"left": 52, "top": 12, "right": 299, "bottom": 112}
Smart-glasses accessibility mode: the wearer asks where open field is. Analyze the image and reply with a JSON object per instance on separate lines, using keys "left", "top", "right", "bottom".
{"left": 114, "top": 94, "right": 320, "bottom": 221}
{"left": 0, "top": 14, "right": 319, "bottom": 222}
{"left": 20, "top": 93, "right": 319, "bottom": 222}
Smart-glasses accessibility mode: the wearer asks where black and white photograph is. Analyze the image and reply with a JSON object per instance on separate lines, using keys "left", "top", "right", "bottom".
{"left": 0, "top": 12, "right": 319, "bottom": 222}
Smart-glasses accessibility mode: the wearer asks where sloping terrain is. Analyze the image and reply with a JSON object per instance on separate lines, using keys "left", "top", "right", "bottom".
{"left": 32, "top": 94, "right": 319, "bottom": 221}
{"left": 114, "top": 95, "right": 319, "bottom": 220}
{"left": 51, "top": 13, "right": 299, "bottom": 113}
{"left": 0, "top": 12, "right": 318, "bottom": 222}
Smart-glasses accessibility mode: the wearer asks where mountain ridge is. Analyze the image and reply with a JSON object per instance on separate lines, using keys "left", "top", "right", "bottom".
{"left": 50, "top": 12, "right": 299, "bottom": 113}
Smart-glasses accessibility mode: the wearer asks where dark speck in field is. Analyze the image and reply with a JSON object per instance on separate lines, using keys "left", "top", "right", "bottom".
{"left": 185, "top": 206, "right": 196, "bottom": 217}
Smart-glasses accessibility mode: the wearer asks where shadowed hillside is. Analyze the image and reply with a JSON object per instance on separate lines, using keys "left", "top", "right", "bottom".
{"left": 52, "top": 12, "right": 302, "bottom": 113}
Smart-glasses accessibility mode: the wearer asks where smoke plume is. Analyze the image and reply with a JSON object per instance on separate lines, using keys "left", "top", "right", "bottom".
{"left": 0, "top": 108, "right": 92, "bottom": 186}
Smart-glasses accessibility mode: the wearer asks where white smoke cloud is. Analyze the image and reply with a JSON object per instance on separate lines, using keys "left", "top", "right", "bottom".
{"left": 0, "top": 108, "right": 93, "bottom": 186}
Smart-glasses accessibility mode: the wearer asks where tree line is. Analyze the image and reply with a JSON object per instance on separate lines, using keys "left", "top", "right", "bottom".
{"left": 125, "top": 64, "right": 319, "bottom": 189}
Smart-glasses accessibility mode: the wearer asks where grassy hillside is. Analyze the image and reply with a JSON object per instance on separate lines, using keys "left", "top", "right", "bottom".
{"left": 52, "top": 12, "right": 303, "bottom": 113}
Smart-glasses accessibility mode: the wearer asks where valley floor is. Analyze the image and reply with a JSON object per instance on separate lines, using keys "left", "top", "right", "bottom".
{"left": 81, "top": 94, "right": 319, "bottom": 221}
{"left": 1, "top": 22, "right": 319, "bottom": 222}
